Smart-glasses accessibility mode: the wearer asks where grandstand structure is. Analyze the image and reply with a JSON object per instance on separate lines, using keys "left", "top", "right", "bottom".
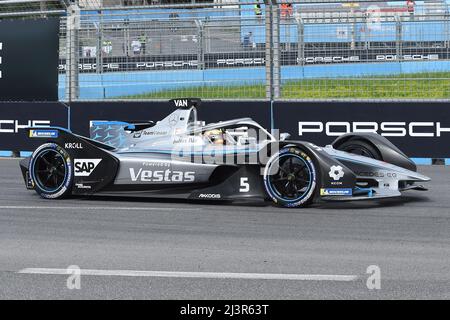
{"left": 1, "top": 0, "right": 450, "bottom": 100}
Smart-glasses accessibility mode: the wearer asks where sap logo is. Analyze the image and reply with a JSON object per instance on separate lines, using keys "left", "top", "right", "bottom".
{"left": 0, "top": 120, "right": 50, "bottom": 134}
{"left": 174, "top": 100, "right": 188, "bottom": 107}
{"left": 298, "top": 122, "right": 450, "bottom": 137}
{"left": 130, "top": 168, "right": 195, "bottom": 182}
{"left": 198, "top": 194, "right": 221, "bottom": 199}
{"left": 65, "top": 143, "right": 83, "bottom": 149}
{"left": 74, "top": 159, "right": 102, "bottom": 177}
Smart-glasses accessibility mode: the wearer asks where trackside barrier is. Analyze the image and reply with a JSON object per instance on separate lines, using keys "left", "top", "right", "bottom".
{"left": 271, "top": 101, "right": 450, "bottom": 159}
{"left": 0, "top": 101, "right": 449, "bottom": 163}
{"left": 0, "top": 102, "right": 69, "bottom": 152}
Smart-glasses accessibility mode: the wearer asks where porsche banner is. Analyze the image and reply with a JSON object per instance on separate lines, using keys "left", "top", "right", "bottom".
{"left": 0, "top": 102, "right": 68, "bottom": 150}
{"left": 0, "top": 18, "right": 60, "bottom": 101}
{"left": 272, "top": 101, "right": 450, "bottom": 158}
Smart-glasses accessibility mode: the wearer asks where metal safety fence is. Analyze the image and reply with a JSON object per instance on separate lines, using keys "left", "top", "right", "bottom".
{"left": 12, "top": 0, "right": 450, "bottom": 101}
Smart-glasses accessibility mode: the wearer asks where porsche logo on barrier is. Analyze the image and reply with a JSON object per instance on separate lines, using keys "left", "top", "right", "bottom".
{"left": 0, "top": 120, "right": 51, "bottom": 134}
{"left": 298, "top": 121, "right": 450, "bottom": 137}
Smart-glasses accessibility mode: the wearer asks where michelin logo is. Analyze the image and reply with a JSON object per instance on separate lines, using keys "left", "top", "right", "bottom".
{"left": 29, "top": 129, "right": 58, "bottom": 138}
{"left": 320, "top": 188, "right": 352, "bottom": 196}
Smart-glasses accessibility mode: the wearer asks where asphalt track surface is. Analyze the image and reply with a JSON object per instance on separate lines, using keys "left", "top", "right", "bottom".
{"left": 0, "top": 158, "right": 449, "bottom": 300}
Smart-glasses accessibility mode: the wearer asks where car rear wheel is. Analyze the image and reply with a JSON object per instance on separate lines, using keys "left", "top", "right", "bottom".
{"left": 337, "top": 139, "right": 381, "bottom": 160}
{"left": 30, "top": 143, "right": 73, "bottom": 199}
{"left": 263, "top": 147, "right": 317, "bottom": 208}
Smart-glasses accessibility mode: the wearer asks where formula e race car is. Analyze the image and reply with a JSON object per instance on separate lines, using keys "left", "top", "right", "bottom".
{"left": 20, "top": 98, "right": 430, "bottom": 208}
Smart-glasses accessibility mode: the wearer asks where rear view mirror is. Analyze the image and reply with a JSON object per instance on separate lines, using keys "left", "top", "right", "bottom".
{"left": 280, "top": 133, "right": 291, "bottom": 141}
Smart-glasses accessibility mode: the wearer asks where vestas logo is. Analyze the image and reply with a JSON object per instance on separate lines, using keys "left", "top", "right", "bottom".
{"left": 74, "top": 159, "right": 102, "bottom": 177}
{"left": 174, "top": 100, "right": 188, "bottom": 107}
{"left": 130, "top": 168, "right": 195, "bottom": 182}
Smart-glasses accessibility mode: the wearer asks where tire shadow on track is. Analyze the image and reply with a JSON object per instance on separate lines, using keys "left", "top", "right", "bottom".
{"left": 74, "top": 195, "right": 267, "bottom": 207}
{"left": 69, "top": 193, "right": 430, "bottom": 210}
{"left": 316, "top": 194, "right": 431, "bottom": 210}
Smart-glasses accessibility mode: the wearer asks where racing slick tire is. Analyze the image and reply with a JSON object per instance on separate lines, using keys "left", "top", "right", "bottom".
{"left": 29, "top": 143, "right": 73, "bottom": 199}
{"left": 337, "top": 139, "right": 381, "bottom": 160}
{"left": 263, "top": 147, "right": 317, "bottom": 208}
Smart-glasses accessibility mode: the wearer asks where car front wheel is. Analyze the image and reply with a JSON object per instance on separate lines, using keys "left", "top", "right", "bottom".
{"left": 263, "top": 147, "right": 317, "bottom": 208}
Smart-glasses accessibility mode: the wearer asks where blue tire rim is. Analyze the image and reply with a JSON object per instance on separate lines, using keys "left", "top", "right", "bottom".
{"left": 266, "top": 153, "right": 314, "bottom": 203}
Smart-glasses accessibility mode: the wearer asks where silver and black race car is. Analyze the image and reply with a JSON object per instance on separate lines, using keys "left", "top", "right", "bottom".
{"left": 20, "top": 98, "right": 430, "bottom": 208}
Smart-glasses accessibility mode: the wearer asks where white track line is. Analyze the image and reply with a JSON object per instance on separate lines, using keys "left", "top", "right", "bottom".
{"left": 0, "top": 206, "right": 199, "bottom": 211}
{"left": 17, "top": 268, "right": 358, "bottom": 282}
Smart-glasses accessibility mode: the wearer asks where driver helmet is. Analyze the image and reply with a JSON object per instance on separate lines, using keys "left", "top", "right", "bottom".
{"left": 204, "top": 129, "right": 224, "bottom": 145}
